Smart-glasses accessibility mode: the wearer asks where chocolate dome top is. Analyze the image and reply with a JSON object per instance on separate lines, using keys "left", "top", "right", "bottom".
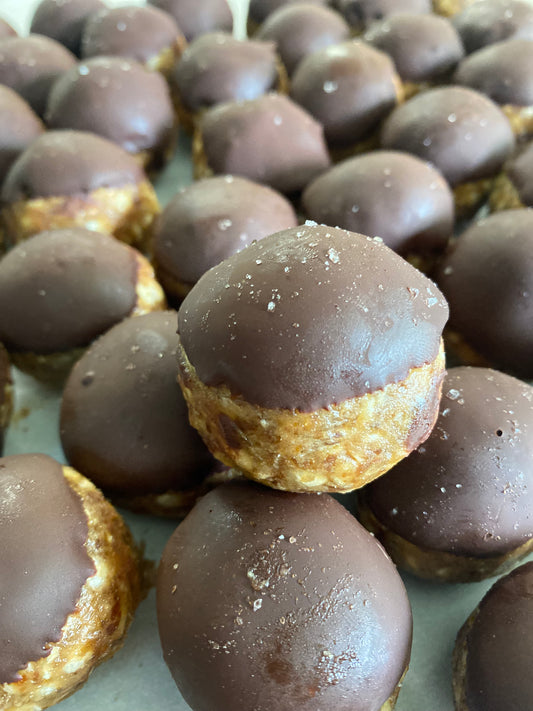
{"left": 30, "top": 0, "right": 105, "bottom": 56}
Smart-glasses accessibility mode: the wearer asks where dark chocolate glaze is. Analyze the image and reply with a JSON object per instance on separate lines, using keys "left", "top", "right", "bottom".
{"left": 365, "top": 367, "right": 533, "bottom": 556}
{"left": 0, "top": 228, "right": 138, "bottom": 353}
{"left": 506, "top": 141, "right": 533, "bottom": 206}
{"left": 462, "top": 562, "right": 533, "bottom": 711}
{"left": 172, "top": 33, "right": 280, "bottom": 112}
{"left": 0, "top": 85, "right": 44, "bottom": 184}
{"left": 364, "top": 13, "right": 464, "bottom": 83}
{"left": 0, "top": 343, "right": 11, "bottom": 454}
{"left": 336, "top": 0, "right": 431, "bottom": 32}
{"left": 453, "top": 0, "right": 533, "bottom": 54}
{"left": 256, "top": 4, "right": 350, "bottom": 76}
{"left": 437, "top": 209, "right": 533, "bottom": 377}
{"left": 302, "top": 150, "right": 454, "bottom": 255}
{"left": 0, "top": 35, "right": 76, "bottom": 117}
{"left": 381, "top": 86, "right": 515, "bottom": 186}
{"left": 157, "top": 481, "right": 412, "bottom": 711}
{"left": 200, "top": 93, "right": 331, "bottom": 195}
{"left": 0, "top": 18, "right": 17, "bottom": 39}
{"left": 0, "top": 453, "right": 94, "bottom": 684}
{"left": 81, "top": 5, "right": 183, "bottom": 64}
{"left": 249, "top": 0, "right": 328, "bottom": 24}
{"left": 30, "top": 0, "right": 106, "bottom": 57}
{"left": 148, "top": 0, "right": 233, "bottom": 41}
{"left": 60, "top": 311, "right": 213, "bottom": 496}
{"left": 178, "top": 223, "right": 448, "bottom": 411}
{"left": 154, "top": 175, "right": 297, "bottom": 287}
{"left": 290, "top": 41, "right": 400, "bottom": 149}
{"left": 1, "top": 130, "right": 144, "bottom": 202}
{"left": 46, "top": 57, "right": 175, "bottom": 157}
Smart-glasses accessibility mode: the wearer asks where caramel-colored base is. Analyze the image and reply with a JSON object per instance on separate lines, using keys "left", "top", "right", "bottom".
{"left": 432, "top": 0, "right": 472, "bottom": 16}
{"left": 489, "top": 172, "right": 526, "bottom": 213}
{"left": 453, "top": 177, "right": 495, "bottom": 218}
{"left": 452, "top": 610, "right": 476, "bottom": 711}
{"left": 502, "top": 104, "right": 533, "bottom": 140}
{"left": 146, "top": 37, "right": 187, "bottom": 79}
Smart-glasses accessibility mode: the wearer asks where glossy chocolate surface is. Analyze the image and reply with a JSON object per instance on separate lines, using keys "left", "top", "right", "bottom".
{"left": 0, "top": 85, "right": 44, "bottom": 184}
{"left": 336, "top": 0, "right": 431, "bottom": 32}
{"left": 148, "top": 0, "right": 233, "bottom": 41}
{"left": 506, "top": 142, "right": 533, "bottom": 205}
{"left": 452, "top": 0, "right": 533, "bottom": 54}
{"left": 30, "top": 0, "right": 105, "bottom": 56}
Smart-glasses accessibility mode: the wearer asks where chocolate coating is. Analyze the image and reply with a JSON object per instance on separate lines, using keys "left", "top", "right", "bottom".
{"left": 0, "top": 343, "right": 11, "bottom": 454}
{"left": 249, "top": 0, "right": 328, "bottom": 24}
{"left": 30, "top": 0, "right": 106, "bottom": 56}
{"left": 505, "top": 141, "right": 533, "bottom": 206}
{"left": 0, "top": 228, "right": 138, "bottom": 353}
{"left": 302, "top": 150, "right": 454, "bottom": 255}
{"left": 1, "top": 130, "right": 144, "bottom": 203}
{"left": 290, "top": 41, "right": 400, "bottom": 149}
{"left": 336, "top": 0, "right": 431, "bottom": 32}
{"left": 0, "top": 85, "right": 44, "bottom": 184}
{"left": 148, "top": 0, "right": 233, "bottom": 41}
{"left": 452, "top": 0, "right": 533, "bottom": 54}
{"left": 0, "top": 18, "right": 17, "bottom": 39}
{"left": 154, "top": 176, "right": 297, "bottom": 288}
{"left": 157, "top": 481, "right": 412, "bottom": 711}
{"left": 199, "top": 93, "right": 331, "bottom": 194}
{"left": 0, "top": 453, "right": 94, "bottom": 684}
{"left": 381, "top": 86, "right": 515, "bottom": 186}
{"left": 178, "top": 223, "right": 448, "bottom": 411}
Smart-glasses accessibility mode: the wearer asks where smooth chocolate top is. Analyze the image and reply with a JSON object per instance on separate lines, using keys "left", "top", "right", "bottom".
{"left": 46, "top": 57, "right": 175, "bottom": 156}
{"left": 381, "top": 86, "right": 515, "bottom": 186}
{"left": 172, "top": 33, "right": 280, "bottom": 112}
{"left": 178, "top": 223, "right": 448, "bottom": 411}
{"left": 364, "top": 13, "right": 464, "bottom": 83}
{"left": 365, "top": 367, "right": 533, "bottom": 556}
{"left": 256, "top": 4, "right": 350, "bottom": 76}
{"left": 0, "top": 228, "right": 138, "bottom": 353}
{"left": 200, "top": 93, "right": 331, "bottom": 195}
{"left": 290, "top": 41, "right": 400, "bottom": 149}
{"left": 437, "top": 209, "right": 533, "bottom": 377}
{"left": 1, "top": 130, "right": 144, "bottom": 202}
{"left": 453, "top": 0, "right": 533, "bottom": 54}
{"left": 250, "top": 0, "right": 328, "bottom": 24}
{"left": 154, "top": 175, "right": 297, "bottom": 287}
{"left": 0, "top": 453, "right": 94, "bottom": 684}
{"left": 157, "top": 481, "right": 412, "bottom": 711}
{"left": 30, "top": 0, "right": 106, "bottom": 56}
{"left": 60, "top": 311, "right": 213, "bottom": 496}
{"left": 302, "top": 150, "right": 454, "bottom": 255}
{"left": 148, "top": 0, "right": 233, "bottom": 41}
{"left": 336, "top": 0, "right": 431, "bottom": 32}
{"left": 0, "top": 35, "right": 76, "bottom": 116}
{"left": 81, "top": 5, "right": 183, "bottom": 64}
{"left": 506, "top": 141, "right": 533, "bottom": 205}
{"left": 0, "top": 84, "right": 44, "bottom": 184}
{"left": 0, "top": 18, "right": 17, "bottom": 39}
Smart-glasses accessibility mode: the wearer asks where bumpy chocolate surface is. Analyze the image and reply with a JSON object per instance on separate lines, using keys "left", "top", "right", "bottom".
{"left": 148, "top": 0, "right": 233, "bottom": 41}
{"left": 0, "top": 18, "right": 17, "bottom": 39}
{"left": 365, "top": 367, "right": 533, "bottom": 556}
{"left": 381, "top": 86, "right": 515, "bottom": 186}
{"left": 506, "top": 142, "right": 533, "bottom": 205}
{"left": 30, "top": 0, "right": 105, "bottom": 56}
{"left": 462, "top": 562, "right": 533, "bottom": 711}
{"left": 336, "top": 0, "right": 431, "bottom": 32}
{"left": 0, "top": 453, "right": 94, "bottom": 684}
{"left": 46, "top": 58, "right": 175, "bottom": 157}
{"left": 1, "top": 130, "right": 144, "bottom": 202}
{"left": 157, "top": 481, "right": 412, "bottom": 711}
{"left": 172, "top": 33, "right": 280, "bottom": 112}
{"left": 0, "top": 85, "right": 44, "bottom": 184}
{"left": 178, "top": 223, "right": 448, "bottom": 411}
{"left": 61, "top": 311, "right": 213, "bottom": 496}
{"left": 154, "top": 175, "right": 297, "bottom": 287}
{"left": 290, "top": 41, "right": 400, "bottom": 148}
{"left": 200, "top": 93, "right": 331, "bottom": 194}
{"left": 452, "top": 0, "right": 533, "bottom": 54}
{"left": 0, "top": 228, "right": 138, "bottom": 353}
{"left": 302, "top": 150, "right": 454, "bottom": 255}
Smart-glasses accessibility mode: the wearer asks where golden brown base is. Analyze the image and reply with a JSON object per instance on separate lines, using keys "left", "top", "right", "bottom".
{"left": 192, "top": 126, "right": 214, "bottom": 181}
{"left": 453, "top": 177, "right": 496, "bottom": 218}
{"left": 502, "top": 104, "right": 533, "bottom": 140}
{"left": 432, "top": 0, "right": 472, "bottom": 16}
{"left": 452, "top": 610, "right": 476, "bottom": 711}
{"left": 146, "top": 37, "right": 187, "bottom": 80}
{"left": 489, "top": 172, "right": 526, "bottom": 213}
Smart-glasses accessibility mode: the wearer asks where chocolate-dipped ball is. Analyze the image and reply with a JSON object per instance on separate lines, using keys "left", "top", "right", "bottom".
{"left": 46, "top": 57, "right": 176, "bottom": 171}
{"left": 437, "top": 209, "right": 533, "bottom": 378}
{"left": 194, "top": 93, "right": 331, "bottom": 194}
{"left": 0, "top": 343, "right": 12, "bottom": 454}
{"left": 157, "top": 481, "right": 413, "bottom": 711}
{"left": 453, "top": 0, "right": 533, "bottom": 54}
{"left": 153, "top": 176, "right": 298, "bottom": 300}
{"left": 0, "top": 228, "right": 165, "bottom": 380}
{"left": 490, "top": 140, "right": 533, "bottom": 211}
{"left": 148, "top": 0, "right": 233, "bottom": 41}
{"left": 336, "top": 0, "right": 431, "bottom": 32}
{"left": 302, "top": 150, "right": 454, "bottom": 267}
{"left": 0, "top": 18, "right": 17, "bottom": 39}
{"left": 177, "top": 223, "right": 448, "bottom": 493}
{"left": 30, "top": 0, "right": 106, "bottom": 57}
{"left": 0, "top": 453, "right": 142, "bottom": 711}
{"left": 381, "top": 86, "right": 515, "bottom": 215}
{"left": 290, "top": 40, "right": 403, "bottom": 155}
{"left": 0, "top": 85, "right": 44, "bottom": 188}
{"left": 0, "top": 130, "right": 160, "bottom": 250}
{"left": 359, "top": 367, "right": 533, "bottom": 582}
{"left": 0, "top": 35, "right": 76, "bottom": 117}
{"left": 249, "top": 0, "right": 328, "bottom": 27}
{"left": 453, "top": 562, "right": 533, "bottom": 711}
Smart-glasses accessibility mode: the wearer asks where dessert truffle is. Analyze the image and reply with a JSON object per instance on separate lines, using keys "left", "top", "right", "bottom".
{"left": 0, "top": 453, "right": 143, "bottom": 711}
{"left": 359, "top": 367, "right": 533, "bottom": 582}
{"left": 0, "top": 18, "right": 17, "bottom": 39}
{"left": 0, "top": 343, "right": 12, "bottom": 454}
{"left": 157, "top": 481, "right": 413, "bottom": 711}
{"left": 177, "top": 223, "right": 448, "bottom": 493}
{"left": 336, "top": 0, "right": 431, "bottom": 32}
{"left": 0, "top": 85, "right": 44, "bottom": 188}
{"left": 452, "top": 0, "right": 533, "bottom": 54}
{"left": 30, "top": 0, "right": 105, "bottom": 57}
{"left": 490, "top": 140, "right": 533, "bottom": 211}
{"left": 249, "top": 0, "right": 328, "bottom": 28}
{"left": 0, "top": 130, "right": 160, "bottom": 251}
{"left": 153, "top": 176, "right": 298, "bottom": 300}
{"left": 148, "top": 0, "right": 233, "bottom": 42}
{"left": 194, "top": 93, "right": 331, "bottom": 194}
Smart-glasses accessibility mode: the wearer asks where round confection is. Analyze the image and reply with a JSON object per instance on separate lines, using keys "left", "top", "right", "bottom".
{"left": 491, "top": 141, "right": 533, "bottom": 210}
{"left": 0, "top": 85, "right": 44, "bottom": 186}
{"left": 0, "top": 18, "right": 17, "bottom": 39}
{"left": 302, "top": 150, "right": 454, "bottom": 259}
{"left": 249, "top": 0, "right": 328, "bottom": 25}
{"left": 0, "top": 343, "right": 12, "bottom": 455}
{"left": 0, "top": 35, "right": 76, "bottom": 117}
{"left": 148, "top": 0, "right": 233, "bottom": 41}
{"left": 196, "top": 93, "right": 331, "bottom": 194}
{"left": 157, "top": 481, "right": 413, "bottom": 711}
{"left": 360, "top": 367, "right": 533, "bottom": 582}
{"left": 30, "top": 0, "right": 106, "bottom": 57}
{"left": 290, "top": 40, "right": 402, "bottom": 151}
{"left": 256, "top": 4, "right": 350, "bottom": 77}
{"left": 153, "top": 175, "right": 298, "bottom": 298}
{"left": 453, "top": 562, "right": 533, "bottom": 711}
{"left": 452, "top": 0, "right": 533, "bottom": 54}
{"left": 336, "top": 0, "right": 431, "bottom": 32}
